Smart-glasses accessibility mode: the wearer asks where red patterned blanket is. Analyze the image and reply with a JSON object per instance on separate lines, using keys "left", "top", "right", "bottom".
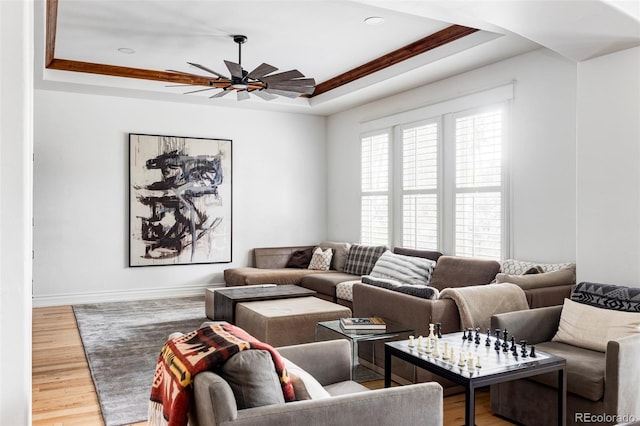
{"left": 148, "top": 322, "right": 295, "bottom": 426}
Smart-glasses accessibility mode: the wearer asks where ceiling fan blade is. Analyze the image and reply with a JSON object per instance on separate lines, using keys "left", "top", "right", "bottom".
{"left": 224, "top": 60, "right": 244, "bottom": 79}
{"left": 183, "top": 87, "right": 218, "bottom": 95}
{"left": 187, "top": 62, "right": 228, "bottom": 79}
{"left": 268, "top": 78, "right": 315, "bottom": 88}
{"left": 210, "top": 89, "right": 232, "bottom": 98}
{"left": 237, "top": 90, "right": 251, "bottom": 101}
{"left": 265, "top": 89, "right": 302, "bottom": 99}
{"left": 262, "top": 70, "right": 305, "bottom": 83}
{"left": 253, "top": 90, "right": 278, "bottom": 101}
{"left": 268, "top": 84, "right": 315, "bottom": 96}
{"left": 248, "top": 63, "right": 278, "bottom": 80}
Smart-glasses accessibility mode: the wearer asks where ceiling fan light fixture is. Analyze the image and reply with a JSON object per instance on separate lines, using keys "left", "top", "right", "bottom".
{"left": 170, "top": 34, "right": 315, "bottom": 101}
{"left": 117, "top": 47, "right": 135, "bottom": 54}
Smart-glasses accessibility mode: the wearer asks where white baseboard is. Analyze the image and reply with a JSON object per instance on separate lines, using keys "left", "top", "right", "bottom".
{"left": 32, "top": 283, "right": 226, "bottom": 307}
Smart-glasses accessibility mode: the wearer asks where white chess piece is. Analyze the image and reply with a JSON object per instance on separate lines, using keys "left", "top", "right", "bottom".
{"left": 458, "top": 352, "right": 466, "bottom": 367}
{"left": 467, "top": 356, "right": 475, "bottom": 370}
{"left": 476, "top": 354, "right": 482, "bottom": 368}
{"left": 450, "top": 348, "right": 455, "bottom": 363}
{"left": 425, "top": 337, "right": 432, "bottom": 354}
{"left": 408, "top": 335, "right": 415, "bottom": 348}
{"left": 442, "top": 342, "right": 449, "bottom": 360}
{"left": 433, "top": 337, "right": 440, "bottom": 357}
{"left": 417, "top": 336, "right": 424, "bottom": 352}
{"left": 428, "top": 323, "right": 436, "bottom": 340}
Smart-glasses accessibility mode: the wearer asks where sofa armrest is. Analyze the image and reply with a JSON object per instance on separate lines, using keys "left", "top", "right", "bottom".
{"left": 605, "top": 334, "right": 640, "bottom": 418}
{"left": 277, "top": 340, "right": 352, "bottom": 386}
{"left": 523, "top": 284, "right": 572, "bottom": 308}
{"left": 193, "top": 371, "right": 239, "bottom": 426}
{"left": 227, "top": 382, "right": 443, "bottom": 426}
{"left": 490, "top": 305, "right": 562, "bottom": 344}
{"left": 253, "top": 246, "right": 314, "bottom": 269}
{"left": 353, "top": 283, "right": 460, "bottom": 334}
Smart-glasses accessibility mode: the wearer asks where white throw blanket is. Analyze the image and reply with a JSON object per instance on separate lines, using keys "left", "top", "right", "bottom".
{"left": 439, "top": 283, "right": 529, "bottom": 330}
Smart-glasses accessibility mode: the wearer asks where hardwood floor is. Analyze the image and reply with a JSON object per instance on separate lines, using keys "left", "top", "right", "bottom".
{"left": 32, "top": 306, "right": 514, "bottom": 426}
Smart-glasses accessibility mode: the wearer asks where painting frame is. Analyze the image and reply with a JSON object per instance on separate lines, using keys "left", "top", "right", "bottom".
{"left": 129, "top": 133, "right": 232, "bottom": 267}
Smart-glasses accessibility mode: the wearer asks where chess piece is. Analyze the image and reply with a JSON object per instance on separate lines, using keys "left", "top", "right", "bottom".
{"left": 530, "top": 345, "right": 537, "bottom": 358}
{"left": 485, "top": 329, "right": 491, "bottom": 347}
{"left": 442, "top": 342, "right": 450, "bottom": 360}
{"left": 467, "top": 355, "right": 475, "bottom": 370}
{"left": 408, "top": 335, "right": 415, "bottom": 348}
{"left": 510, "top": 336, "right": 517, "bottom": 354}
{"left": 474, "top": 328, "right": 481, "bottom": 345}
{"left": 457, "top": 352, "right": 466, "bottom": 367}
{"left": 476, "top": 354, "right": 482, "bottom": 368}
{"left": 450, "top": 347, "right": 455, "bottom": 363}
{"left": 502, "top": 329, "right": 509, "bottom": 352}
{"left": 425, "top": 337, "right": 432, "bottom": 354}
{"left": 428, "top": 323, "right": 436, "bottom": 340}
{"left": 520, "top": 340, "right": 528, "bottom": 358}
{"left": 462, "top": 329, "right": 468, "bottom": 341}
{"left": 494, "top": 329, "right": 502, "bottom": 351}
{"left": 436, "top": 322, "right": 442, "bottom": 338}
{"left": 433, "top": 337, "right": 440, "bottom": 357}
{"left": 417, "top": 336, "right": 424, "bottom": 352}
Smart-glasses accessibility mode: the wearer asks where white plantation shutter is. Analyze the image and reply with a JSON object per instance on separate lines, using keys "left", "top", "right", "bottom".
{"left": 401, "top": 122, "right": 439, "bottom": 250}
{"left": 361, "top": 132, "right": 389, "bottom": 246}
{"left": 454, "top": 108, "right": 504, "bottom": 259}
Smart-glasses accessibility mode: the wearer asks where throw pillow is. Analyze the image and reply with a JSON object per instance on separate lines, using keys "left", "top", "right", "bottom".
{"left": 308, "top": 247, "right": 333, "bottom": 271}
{"left": 552, "top": 298, "right": 640, "bottom": 352}
{"left": 343, "top": 244, "right": 387, "bottom": 276}
{"left": 362, "top": 275, "right": 440, "bottom": 300}
{"left": 219, "top": 350, "right": 286, "bottom": 409}
{"left": 282, "top": 357, "right": 331, "bottom": 400}
{"left": 286, "top": 247, "right": 314, "bottom": 269}
{"left": 495, "top": 265, "right": 576, "bottom": 290}
{"left": 319, "top": 241, "right": 352, "bottom": 271}
{"left": 501, "top": 259, "right": 575, "bottom": 275}
{"left": 369, "top": 250, "right": 436, "bottom": 286}
{"left": 571, "top": 282, "right": 640, "bottom": 312}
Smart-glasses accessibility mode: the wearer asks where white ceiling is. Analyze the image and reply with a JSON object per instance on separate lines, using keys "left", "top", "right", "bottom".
{"left": 35, "top": 0, "right": 640, "bottom": 115}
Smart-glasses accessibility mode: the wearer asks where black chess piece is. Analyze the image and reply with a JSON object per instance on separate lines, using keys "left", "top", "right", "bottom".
{"left": 462, "top": 329, "right": 468, "bottom": 340}
{"left": 436, "top": 322, "right": 442, "bottom": 338}
{"left": 485, "top": 329, "right": 491, "bottom": 347}
{"left": 474, "top": 328, "right": 481, "bottom": 345}
{"left": 520, "top": 340, "right": 528, "bottom": 358}
{"left": 494, "top": 329, "right": 502, "bottom": 351}
{"left": 530, "top": 345, "right": 537, "bottom": 358}
{"left": 502, "top": 329, "right": 509, "bottom": 352}
{"left": 510, "top": 336, "right": 516, "bottom": 353}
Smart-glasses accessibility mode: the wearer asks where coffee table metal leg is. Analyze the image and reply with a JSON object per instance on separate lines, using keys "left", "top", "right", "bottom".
{"left": 465, "top": 384, "right": 476, "bottom": 426}
{"left": 558, "top": 367, "right": 566, "bottom": 426}
{"left": 384, "top": 346, "right": 392, "bottom": 388}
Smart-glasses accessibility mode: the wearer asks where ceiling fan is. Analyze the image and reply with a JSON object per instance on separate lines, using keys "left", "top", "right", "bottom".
{"left": 168, "top": 35, "right": 316, "bottom": 101}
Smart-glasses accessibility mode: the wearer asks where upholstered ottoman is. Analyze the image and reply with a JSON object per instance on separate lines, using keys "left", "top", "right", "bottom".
{"left": 235, "top": 296, "right": 352, "bottom": 347}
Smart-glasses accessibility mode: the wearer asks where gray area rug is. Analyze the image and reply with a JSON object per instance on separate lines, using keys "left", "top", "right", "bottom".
{"left": 73, "top": 296, "right": 208, "bottom": 426}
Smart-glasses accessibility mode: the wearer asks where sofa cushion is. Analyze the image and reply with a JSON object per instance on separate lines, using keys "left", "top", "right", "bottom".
{"left": 571, "top": 282, "right": 640, "bottom": 312}
{"left": 319, "top": 241, "right": 352, "bottom": 272}
{"left": 300, "top": 273, "right": 360, "bottom": 298}
{"left": 224, "top": 267, "right": 336, "bottom": 286}
{"left": 495, "top": 265, "right": 576, "bottom": 290}
{"left": 501, "top": 259, "right": 574, "bottom": 275}
{"left": 286, "top": 247, "right": 314, "bottom": 269}
{"left": 219, "top": 350, "right": 286, "bottom": 409}
{"left": 343, "top": 244, "right": 387, "bottom": 276}
{"left": 335, "top": 279, "right": 364, "bottom": 302}
{"left": 361, "top": 276, "right": 439, "bottom": 300}
{"left": 308, "top": 247, "right": 333, "bottom": 271}
{"left": 532, "top": 341, "right": 605, "bottom": 402}
{"left": 282, "top": 357, "right": 331, "bottom": 401}
{"left": 552, "top": 298, "right": 640, "bottom": 352}
{"left": 393, "top": 247, "right": 443, "bottom": 262}
{"left": 369, "top": 250, "right": 436, "bottom": 286}
{"left": 428, "top": 256, "right": 500, "bottom": 291}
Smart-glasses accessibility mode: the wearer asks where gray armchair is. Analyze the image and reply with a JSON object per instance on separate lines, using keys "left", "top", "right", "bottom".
{"left": 190, "top": 339, "right": 443, "bottom": 426}
{"left": 490, "top": 304, "right": 640, "bottom": 426}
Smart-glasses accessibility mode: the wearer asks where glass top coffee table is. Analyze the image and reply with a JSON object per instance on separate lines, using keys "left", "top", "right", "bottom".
{"left": 316, "top": 319, "right": 413, "bottom": 382}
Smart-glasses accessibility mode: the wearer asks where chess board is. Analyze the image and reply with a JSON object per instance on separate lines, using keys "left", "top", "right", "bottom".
{"left": 401, "top": 329, "right": 549, "bottom": 378}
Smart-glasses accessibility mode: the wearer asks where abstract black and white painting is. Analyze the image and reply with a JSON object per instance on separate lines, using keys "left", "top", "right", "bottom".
{"left": 129, "top": 134, "right": 232, "bottom": 266}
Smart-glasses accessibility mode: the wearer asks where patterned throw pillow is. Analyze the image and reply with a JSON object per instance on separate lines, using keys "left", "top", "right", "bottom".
{"left": 308, "top": 247, "right": 333, "bottom": 271}
{"left": 343, "top": 244, "right": 387, "bottom": 276}
{"left": 501, "top": 259, "right": 575, "bottom": 275}
{"left": 361, "top": 276, "right": 440, "bottom": 300}
{"left": 571, "top": 282, "right": 640, "bottom": 312}
{"left": 369, "top": 250, "right": 436, "bottom": 286}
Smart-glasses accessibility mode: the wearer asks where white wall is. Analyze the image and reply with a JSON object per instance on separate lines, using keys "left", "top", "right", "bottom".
{"left": 33, "top": 91, "right": 327, "bottom": 305}
{"left": 576, "top": 47, "right": 640, "bottom": 286}
{"left": 0, "top": 1, "right": 33, "bottom": 423}
{"left": 326, "top": 49, "right": 577, "bottom": 264}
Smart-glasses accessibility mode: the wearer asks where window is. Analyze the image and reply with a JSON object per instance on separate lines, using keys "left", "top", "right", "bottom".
{"left": 360, "top": 131, "right": 390, "bottom": 246}
{"left": 359, "top": 85, "right": 511, "bottom": 260}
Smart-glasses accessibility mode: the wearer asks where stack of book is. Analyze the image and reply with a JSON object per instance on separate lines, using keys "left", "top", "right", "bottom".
{"left": 339, "top": 317, "right": 386, "bottom": 331}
